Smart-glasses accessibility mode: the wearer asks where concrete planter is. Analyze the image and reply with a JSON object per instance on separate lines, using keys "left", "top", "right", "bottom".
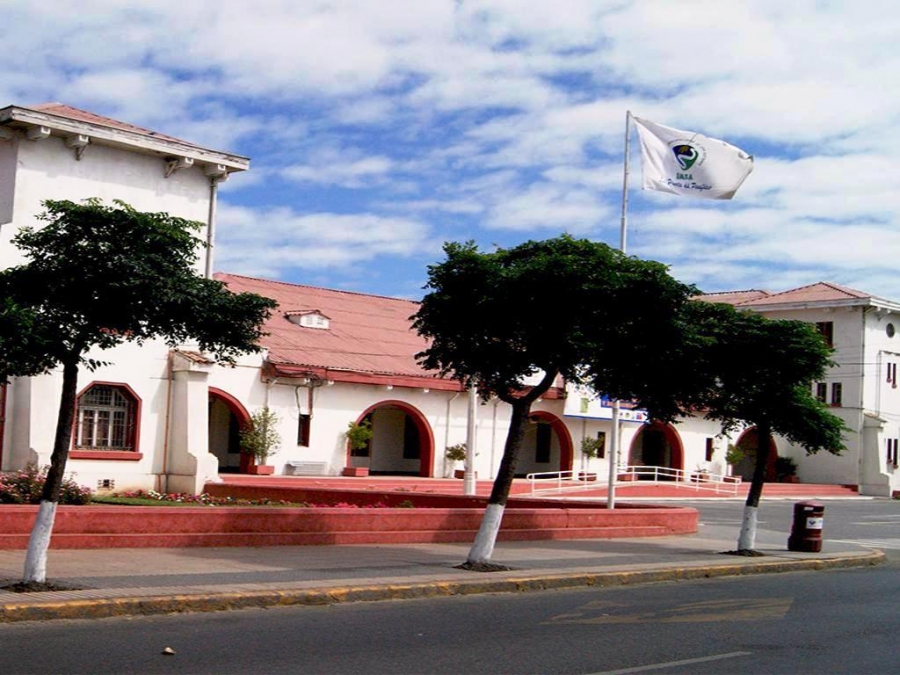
{"left": 247, "top": 465, "right": 274, "bottom": 475}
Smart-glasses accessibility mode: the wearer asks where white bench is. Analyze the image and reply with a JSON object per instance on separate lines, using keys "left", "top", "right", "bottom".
{"left": 284, "top": 461, "right": 331, "bottom": 476}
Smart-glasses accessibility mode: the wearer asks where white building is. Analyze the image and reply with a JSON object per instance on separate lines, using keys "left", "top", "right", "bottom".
{"left": 700, "top": 285, "right": 900, "bottom": 497}
{"left": 0, "top": 104, "right": 894, "bottom": 497}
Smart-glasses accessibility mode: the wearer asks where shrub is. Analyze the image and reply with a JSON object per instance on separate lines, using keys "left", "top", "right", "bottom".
{"left": 239, "top": 407, "right": 282, "bottom": 463}
{"left": 346, "top": 419, "right": 374, "bottom": 451}
{"left": 445, "top": 443, "right": 467, "bottom": 463}
{"left": 0, "top": 464, "right": 92, "bottom": 505}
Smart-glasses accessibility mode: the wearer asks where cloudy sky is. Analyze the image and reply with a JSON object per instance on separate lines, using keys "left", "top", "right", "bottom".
{"left": 3, "top": 0, "right": 898, "bottom": 300}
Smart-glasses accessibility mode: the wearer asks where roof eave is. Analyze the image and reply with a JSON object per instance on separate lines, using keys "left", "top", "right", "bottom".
{"left": 741, "top": 297, "right": 879, "bottom": 313}
{"left": 0, "top": 105, "right": 249, "bottom": 173}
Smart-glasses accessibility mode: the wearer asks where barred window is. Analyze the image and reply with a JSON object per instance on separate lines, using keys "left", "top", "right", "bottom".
{"left": 75, "top": 385, "right": 137, "bottom": 451}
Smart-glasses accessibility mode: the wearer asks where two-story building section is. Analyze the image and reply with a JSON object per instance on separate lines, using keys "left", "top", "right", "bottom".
{"left": 0, "top": 103, "right": 249, "bottom": 494}
{"left": 701, "top": 282, "right": 900, "bottom": 496}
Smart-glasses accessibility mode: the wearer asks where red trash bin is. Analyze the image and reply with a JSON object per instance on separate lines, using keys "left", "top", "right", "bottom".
{"left": 787, "top": 500, "right": 825, "bottom": 552}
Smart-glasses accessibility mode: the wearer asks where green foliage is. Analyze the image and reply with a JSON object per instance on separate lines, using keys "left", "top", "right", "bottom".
{"left": 775, "top": 456, "right": 798, "bottom": 479}
{"left": 0, "top": 199, "right": 277, "bottom": 508}
{"left": 580, "top": 436, "right": 605, "bottom": 460}
{"left": 413, "top": 236, "right": 700, "bottom": 420}
{"left": 0, "top": 465, "right": 92, "bottom": 505}
{"left": 0, "top": 199, "right": 277, "bottom": 373}
{"left": 345, "top": 419, "right": 373, "bottom": 451}
{"left": 725, "top": 444, "right": 744, "bottom": 466}
{"left": 444, "top": 443, "right": 467, "bottom": 463}
{"left": 239, "top": 408, "right": 282, "bottom": 463}
{"left": 691, "top": 301, "right": 846, "bottom": 455}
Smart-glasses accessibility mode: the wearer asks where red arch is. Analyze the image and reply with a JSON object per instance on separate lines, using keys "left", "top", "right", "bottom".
{"left": 628, "top": 421, "right": 684, "bottom": 472}
{"left": 208, "top": 387, "right": 253, "bottom": 471}
{"left": 735, "top": 427, "right": 779, "bottom": 481}
{"left": 528, "top": 411, "right": 574, "bottom": 473}
{"left": 351, "top": 400, "right": 436, "bottom": 477}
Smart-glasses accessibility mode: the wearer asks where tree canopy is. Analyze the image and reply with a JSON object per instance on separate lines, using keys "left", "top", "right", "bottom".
{"left": 414, "top": 236, "right": 701, "bottom": 417}
{"left": 1, "top": 199, "right": 275, "bottom": 371}
{"left": 691, "top": 300, "right": 845, "bottom": 453}
{"left": 413, "top": 235, "right": 706, "bottom": 567}
{"left": 0, "top": 199, "right": 276, "bottom": 583}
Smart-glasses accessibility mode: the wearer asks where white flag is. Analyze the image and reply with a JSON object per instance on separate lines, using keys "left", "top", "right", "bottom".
{"left": 633, "top": 117, "right": 753, "bottom": 200}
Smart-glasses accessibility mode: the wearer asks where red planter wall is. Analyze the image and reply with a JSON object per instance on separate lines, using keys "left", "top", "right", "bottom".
{"left": 0, "top": 502, "right": 697, "bottom": 550}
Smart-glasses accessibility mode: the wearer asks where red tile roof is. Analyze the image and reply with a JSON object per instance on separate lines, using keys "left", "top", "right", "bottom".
{"left": 28, "top": 102, "right": 194, "bottom": 147}
{"left": 736, "top": 281, "right": 875, "bottom": 307}
{"left": 216, "top": 273, "right": 443, "bottom": 384}
{"left": 696, "top": 289, "right": 771, "bottom": 306}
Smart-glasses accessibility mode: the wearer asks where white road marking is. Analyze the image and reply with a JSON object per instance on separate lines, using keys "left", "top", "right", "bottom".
{"left": 590, "top": 651, "right": 752, "bottom": 675}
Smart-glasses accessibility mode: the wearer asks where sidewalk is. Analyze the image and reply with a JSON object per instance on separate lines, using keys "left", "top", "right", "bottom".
{"left": 0, "top": 531, "right": 882, "bottom": 623}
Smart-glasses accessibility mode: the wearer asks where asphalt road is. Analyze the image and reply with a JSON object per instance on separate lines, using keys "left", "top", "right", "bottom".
{"left": 0, "top": 555, "right": 896, "bottom": 674}
{"left": 0, "top": 499, "right": 895, "bottom": 675}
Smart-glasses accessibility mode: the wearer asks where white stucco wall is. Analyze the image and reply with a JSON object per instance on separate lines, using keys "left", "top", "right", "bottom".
{"left": 1, "top": 134, "right": 211, "bottom": 274}
{"left": 0, "top": 126, "right": 217, "bottom": 491}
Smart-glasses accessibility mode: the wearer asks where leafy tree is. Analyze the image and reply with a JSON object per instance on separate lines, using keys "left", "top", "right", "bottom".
{"left": 0, "top": 199, "right": 276, "bottom": 584}
{"left": 691, "top": 301, "right": 846, "bottom": 552}
{"left": 413, "top": 236, "right": 701, "bottom": 569}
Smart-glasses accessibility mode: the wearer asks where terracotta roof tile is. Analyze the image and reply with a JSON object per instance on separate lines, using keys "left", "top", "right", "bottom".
{"left": 174, "top": 349, "right": 214, "bottom": 365}
{"left": 737, "top": 281, "right": 874, "bottom": 307}
{"left": 696, "top": 290, "right": 770, "bottom": 306}
{"left": 216, "top": 273, "right": 432, "bottom": 379}
{"left": 28, "top": 102, "right": 194, "bottom": 146}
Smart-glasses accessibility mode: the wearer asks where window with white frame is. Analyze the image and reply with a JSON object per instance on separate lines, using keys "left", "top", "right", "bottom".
{"left": 75, "top": 384, "right": 137, "bottom": 451}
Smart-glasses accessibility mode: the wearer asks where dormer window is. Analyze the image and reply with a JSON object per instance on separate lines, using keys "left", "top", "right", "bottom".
{"left": 286, "top": 310, "right": 331, "bottom": 330}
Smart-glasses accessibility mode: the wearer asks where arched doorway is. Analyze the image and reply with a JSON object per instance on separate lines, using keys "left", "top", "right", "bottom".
{"left": 208, "top": 388, "right": 252, "bottom": 473}
{"left": 733, "top": 427, "right": 778, "bottom": 482}
{"left": 516, "top": 411, "right": 574, "bottom": 477}
{"left": 347, "top": 401, "right": 435, "bottom": 477}
{"left": 628, "top": 421, "right": 684, "bottom": 478}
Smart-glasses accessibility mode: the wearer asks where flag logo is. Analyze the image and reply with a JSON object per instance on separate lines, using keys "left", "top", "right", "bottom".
{"left": 672, "top": 144, "right": 701, "bottom": 171}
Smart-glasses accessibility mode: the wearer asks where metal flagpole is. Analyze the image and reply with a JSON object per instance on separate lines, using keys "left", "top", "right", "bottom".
{"left": 607, "top": 110, "right": 632, "bottom": 510}
{"left": 464, "top": 385, "right": 478, "bottom": 495}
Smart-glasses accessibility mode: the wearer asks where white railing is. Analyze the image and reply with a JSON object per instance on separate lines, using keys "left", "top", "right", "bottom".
{"left": 525, "top": 469, "right": 602, "bottom": 494}
{"left": 614, "top": 465, "right": 742, "bottom": 496}
{"left": 526, "top": 466, "right": 742, "bottom": 496}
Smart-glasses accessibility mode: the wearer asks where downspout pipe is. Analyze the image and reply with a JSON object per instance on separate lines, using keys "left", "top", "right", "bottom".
{"left": 204, "top": 168, "right": 228, "bottom": 279}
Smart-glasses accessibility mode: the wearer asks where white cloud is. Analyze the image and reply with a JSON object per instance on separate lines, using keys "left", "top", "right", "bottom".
{"left": 282, "top": 148, "right": 395, "bottom": 188}
{"left": 486, "top": 182, "right": 613, "bottom": 232}
{"left": 3, "top": 0, "right": 900, "bottom": 300}
{"left": 215, "top": 203, "right": 433, "bottom": 278}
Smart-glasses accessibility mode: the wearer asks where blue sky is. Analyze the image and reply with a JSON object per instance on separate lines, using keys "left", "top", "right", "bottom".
{"left": 3, "top": 0, "right": 899, "bottom": 300}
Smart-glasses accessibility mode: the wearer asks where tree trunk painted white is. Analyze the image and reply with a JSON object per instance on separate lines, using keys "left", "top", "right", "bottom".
{"left": 737, "top": 504, "right": 758, "bottom": 551}
{"left": 23, "top": 501, "right": 58, "bottom": 584}
{"left": 467, "top": 502, "right": 505, "bottom": 565}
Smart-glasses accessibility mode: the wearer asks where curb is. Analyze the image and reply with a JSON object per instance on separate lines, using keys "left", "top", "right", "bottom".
{"left": 0, "top": 549, "right": 884, "bottom": 623}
